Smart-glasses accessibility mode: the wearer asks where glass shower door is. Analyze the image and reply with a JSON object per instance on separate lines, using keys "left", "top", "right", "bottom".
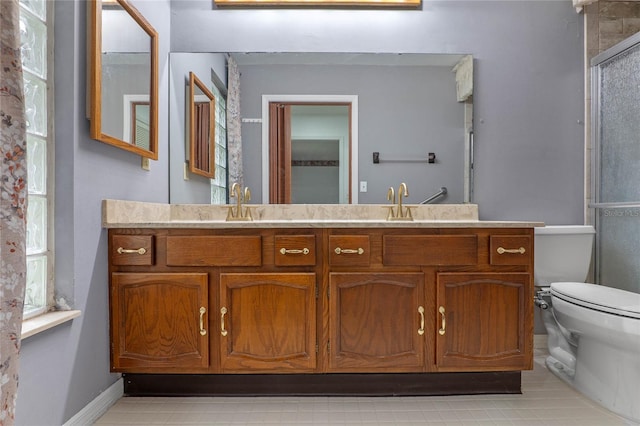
{"left": 592, "top": 33, "right": 640, "bottom": 293}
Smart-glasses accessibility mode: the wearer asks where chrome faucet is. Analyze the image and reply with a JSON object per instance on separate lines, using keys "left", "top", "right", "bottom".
{"left": 227, "top": 182, "right": 253, "bottom": 221}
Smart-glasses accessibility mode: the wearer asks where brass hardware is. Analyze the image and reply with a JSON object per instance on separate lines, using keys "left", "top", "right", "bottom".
{"left": 279, "top": 247, "right": 310, "bottom": 255}
{"left": 220, "top": 307, "right": 228, "bottom": 336}
{"left": 418, "top": 306, "right": 425, "bottom": 336}
{"left": 199, "top": 307, "right": 207, "bottom": 336}
{"left": 334, "top": 247, "right": 364, "bottom": 255}
{"left": 438, "top": 306, "right": 446, "bottom": 336}
{"left": 398, "top": 182, "right": 408, "bottom": 217}
{"left": 497, "top": 247, "right": 526, "bottom": 255}
{"left": 227, "top": 183, "right": 253, "bottom": 221}
{"left": 117, "top": 247, "right": 147, "bottom": 255}
{"left": 386, "top": 182, "right": 414, "bottom": 221}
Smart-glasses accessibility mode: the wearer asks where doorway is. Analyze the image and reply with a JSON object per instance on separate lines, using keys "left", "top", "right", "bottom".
{"left": 262, "top": 95, "right": 358, "bottom": 204}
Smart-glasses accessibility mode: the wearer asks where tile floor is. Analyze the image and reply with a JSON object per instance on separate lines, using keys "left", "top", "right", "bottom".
{"left": 94, "top": 349, "right": 632, "bottom": 425}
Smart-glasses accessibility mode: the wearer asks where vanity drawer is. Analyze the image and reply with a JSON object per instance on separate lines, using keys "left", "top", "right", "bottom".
{"left": 275, "top": 235, "right": 317, "bottom": 266}
{"left": 329, "top": 235, "right": 371, "bottom": 266}
{"left": 490, "top": 235, "right": 532, "bottom": 265}
{"left": 111, "top": 235, "right": 155, "bottom": 266}
{"left": 166, "top": 236, "right": 262, "bottom": 266}
{"left": 383, "top": 235, "right": 478, "bottom": 266}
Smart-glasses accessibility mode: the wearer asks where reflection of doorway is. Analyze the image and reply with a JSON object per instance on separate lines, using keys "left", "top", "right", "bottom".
{"left": 123, "top": 94, "right": 150, "bottom": 149}
{"left": 262, "top": 95, "right": 358, "bottom": 204}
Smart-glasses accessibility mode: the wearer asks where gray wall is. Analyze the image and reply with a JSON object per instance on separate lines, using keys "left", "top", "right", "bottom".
{"left": 171, "top": 0, "right": 585, "bottom": 224}
{"left": 16, "top": 1, "right": 583, "bottom": 423}
{"left": 15, "top": 0, "right": 171, "bottom": 424}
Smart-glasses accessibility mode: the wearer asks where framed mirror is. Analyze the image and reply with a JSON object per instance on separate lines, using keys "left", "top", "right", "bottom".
{"left": 188, "top": 72, "right": 216, "bottom": 178}
{"left": 89, "top": 0, "right": 159, "bottom": 159}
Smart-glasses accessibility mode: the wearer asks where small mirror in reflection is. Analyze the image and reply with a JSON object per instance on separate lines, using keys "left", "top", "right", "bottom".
{"left": 188, "top": 72, "right": 216, "bottom": 178}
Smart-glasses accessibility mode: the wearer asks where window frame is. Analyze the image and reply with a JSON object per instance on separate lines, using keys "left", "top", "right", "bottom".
{"left": 21, "top": 0, "right": 55, "bottom": 320}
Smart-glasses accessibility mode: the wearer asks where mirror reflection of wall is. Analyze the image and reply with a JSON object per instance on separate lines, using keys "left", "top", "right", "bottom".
{"left": 169, "top": 53, "right": 229, "bottom": 204}
{"left": 99, "top": 1, "right": 153, "bottom": 150}
{"left": 235, "top": 53, "right": 471, "bottom": 205}
{"left": 169, "top": 53, "right": 472, "bottom": 205}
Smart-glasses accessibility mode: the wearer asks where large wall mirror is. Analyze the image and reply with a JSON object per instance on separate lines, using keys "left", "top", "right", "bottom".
{"left": 89, "top": 0, "right": 159, "bottom": 159}
{"left": 168, "top": 52, "right": 474, "bottom": 205}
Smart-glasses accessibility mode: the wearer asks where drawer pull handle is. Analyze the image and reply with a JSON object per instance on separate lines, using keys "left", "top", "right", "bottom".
{"left": 279, "top": 247, "right": 310, "bottom": 255}
{"left": 334, "top": 247, "right": 364, "bottom": 255}
{"left": 496, "top": 246, "right": 526, "bottom": 255}
{"left": 199, "top": 307, "right": 207, "bottom": 336}
{"left": 438, "top": 306, "right": 446, "bottom": 336}
{"left": 220, "top": 307, "right": 228, "bottom": 336}
{"left": 117, "top": 247, "right": 147, "bottom": 255}
{"left": 417, "top": 306, "right": 425, "bottom": 336}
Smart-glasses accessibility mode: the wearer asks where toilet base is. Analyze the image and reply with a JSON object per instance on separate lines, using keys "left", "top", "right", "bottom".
{"left": 545, "top": 334, "right": 640, "bottom": 424}
{"left": 573, "top": 338, "right": 640, "bottom": 424}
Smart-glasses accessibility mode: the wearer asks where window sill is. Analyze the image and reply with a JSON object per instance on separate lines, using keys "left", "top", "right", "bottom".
{"left": 21, "top": 310, "right": 82, "bottom": 339}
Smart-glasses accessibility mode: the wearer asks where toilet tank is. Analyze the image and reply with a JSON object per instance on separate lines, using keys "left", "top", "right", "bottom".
{"left": 534, "top": 225, "right": 596, "bottom": 286}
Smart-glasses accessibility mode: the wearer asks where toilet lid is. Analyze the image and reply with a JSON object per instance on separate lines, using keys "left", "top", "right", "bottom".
{"left": 550, "top": 282, "right": 640, "bottom": 319}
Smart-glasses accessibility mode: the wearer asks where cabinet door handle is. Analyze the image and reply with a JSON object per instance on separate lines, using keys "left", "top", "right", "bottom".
{"left": 334, "top": 247, "right": 364, "bottom": 255}
{"left": 496, "top": 246, "right": 526, "bottom": 255}
{"left": 220, "top": 307, "right": 228, "bottom": 336}
{"left": 279, "top": 247, "right": 310, "bottom": 255}
{"left": 199, "top": 307, "right": 207, "bottom": 336}
{"left": 116, "top": 247, "right": 147, "bottom": 255}
{"left": 438, "top": 306, "right": 446, "bottom": 335}
{"left": 417, "top": 306, "right": 425, "bottom": 336}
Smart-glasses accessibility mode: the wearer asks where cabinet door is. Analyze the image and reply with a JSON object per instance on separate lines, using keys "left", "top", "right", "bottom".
{"left": 436, "top": 273, "right": 532, "bottom": 371}
{"left": 328, "top": 272, "right": 425, "bottom": 372}
{"left": 111, "top": 272, "right": 209, "bottom": 372}
{"left": 219, "top": 273, "right": 317, "bottom": 372}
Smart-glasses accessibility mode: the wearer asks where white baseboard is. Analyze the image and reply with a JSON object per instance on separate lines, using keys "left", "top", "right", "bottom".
{"left": 63, "top": 378, "right": 123, "bottom": 426}
{"left": 534, "top": 334, "right": 548, "bottom": 350}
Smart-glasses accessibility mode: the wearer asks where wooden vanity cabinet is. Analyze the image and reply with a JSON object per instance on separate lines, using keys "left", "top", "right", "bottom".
{"left": 328, "top": 272, "right": 425, "bottom": 372}
{"left": 219, "top": 272, "right": 317, "bottom": 372}
{"left": 435, "top": 272, "right": 532, "bottom": 371}
{"left": 108, "top": 226, "right": 534, "bottom": 382}
{"left": 110, "top": 272, "right": 209, "bottom": 372}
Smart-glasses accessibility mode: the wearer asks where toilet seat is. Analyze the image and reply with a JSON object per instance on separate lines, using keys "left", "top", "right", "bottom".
{"left": 550, "top": 282, "right": 640, "bottom": 319}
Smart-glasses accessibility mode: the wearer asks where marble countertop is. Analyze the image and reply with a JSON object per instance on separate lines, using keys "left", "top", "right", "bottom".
{"left": 102, "top": 199, "right": 544, "bottom": 229}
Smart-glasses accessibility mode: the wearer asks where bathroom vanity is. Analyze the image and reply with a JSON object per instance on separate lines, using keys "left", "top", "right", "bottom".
{"left": 104, "top": 200, "right": 540, "bottom": 396}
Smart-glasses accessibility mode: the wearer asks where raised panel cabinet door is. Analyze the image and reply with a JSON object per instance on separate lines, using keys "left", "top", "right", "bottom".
{"left": 110, "top": 272, "right": 209, "bottom": 372}
{"left": 328, "top": 272, "right": 425, "bottom": 372}
{"left": 219, "top": 273, "right": 317, "bottom": 372}
{"left": 435, "top": 273, "right": 533, "bottom": 371}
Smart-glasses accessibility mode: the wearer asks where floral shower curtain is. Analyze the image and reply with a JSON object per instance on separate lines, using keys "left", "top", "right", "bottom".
{"left": 226, "top": 56, "right": 243, "bottom": 188}
{"left": 0, "top": 0, "right": 28, "bottom": 423}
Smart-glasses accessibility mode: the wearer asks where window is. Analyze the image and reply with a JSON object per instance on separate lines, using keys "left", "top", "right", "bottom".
{"left": 20, "top": 0, "right": 53, "bottom": 319}
{"left": 210, "top": 82, "right": 228, "bottom": 204}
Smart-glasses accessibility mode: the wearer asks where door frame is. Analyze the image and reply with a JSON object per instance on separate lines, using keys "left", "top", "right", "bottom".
{"left": 262, "top": 94, "right": 359, "bottom": 203}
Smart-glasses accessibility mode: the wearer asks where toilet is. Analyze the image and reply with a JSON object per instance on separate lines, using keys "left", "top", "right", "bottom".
{"left": 534, "top": 225, "right": 640, "bottom": 424}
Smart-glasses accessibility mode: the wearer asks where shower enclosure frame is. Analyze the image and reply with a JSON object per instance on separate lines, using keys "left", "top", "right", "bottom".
{"left": 590, "top": 31, "right": 640, "bottom": 292}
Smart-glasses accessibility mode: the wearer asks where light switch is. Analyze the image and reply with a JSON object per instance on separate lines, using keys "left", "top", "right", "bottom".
{"left": 360, "top": 181, "right": 367, "bottom": 192}
{"left": 141, "top": 157, "right": 150, "bottom": 171}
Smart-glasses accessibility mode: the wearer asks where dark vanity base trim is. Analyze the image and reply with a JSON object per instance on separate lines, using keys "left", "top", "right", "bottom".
{"left": 123, "top": 372, "right": 521, "bottom": 397}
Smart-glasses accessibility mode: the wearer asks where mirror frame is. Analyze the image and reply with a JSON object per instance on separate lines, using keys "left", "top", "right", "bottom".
{"left": 89, "top": 0, "right": 159, "bottom": 159}
{"left": 188, "top": 72, "right": 216, "bottom": 178}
